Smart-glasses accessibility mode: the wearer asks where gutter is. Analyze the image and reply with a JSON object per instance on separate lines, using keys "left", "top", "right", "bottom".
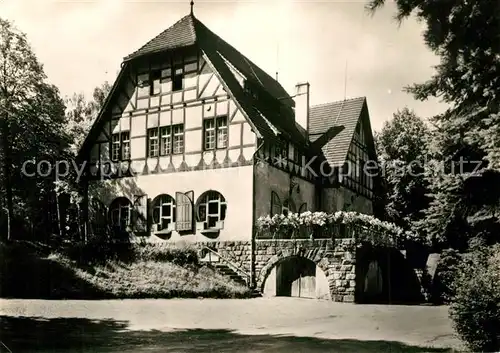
{"left": 250, "top": 139, "right": 266, "bottom": 289}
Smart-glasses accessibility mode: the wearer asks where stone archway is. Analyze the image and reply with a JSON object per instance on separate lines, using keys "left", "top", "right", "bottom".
{"left": 355, "top": 245, "right": 424, "bottom": 304}
{"left": 259, "top": 255, "right": 331, "bottom": 300}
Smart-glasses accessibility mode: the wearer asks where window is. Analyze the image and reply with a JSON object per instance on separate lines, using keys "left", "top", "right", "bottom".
{"left": 173, "top": 124, "right": 184, "bottom": 154}
{"left": 111, "top": 132, "right": 130, "bottom": 161}
{"left": 147, "top": 124, "right": 183, "bottom": 157}
{"left": 150, "top": 70, "right": 161, "bottom": 96}
{"left": 204, "top": 119, "right": 216, "bottom": 150}
{"left": 121, "top": 132, "right": 130, "bottom": 160}
{"left": 172, "top": 66, "right": 183, "bottom": 91}
{"left": 111, "top": 134, "right": 120, "bottom": 161}
{"left": 160, "top": 126, "right": 172, "bottom": 155}
{"left": 109, "top": 197, "right": 132, "bottom": 230}
{"left": 137, "top": 73, "right": 149, "bottom": 97}
{"left": 148, "top": 128, "right": 159, "bottom": 157}
{"left": 343, "top": 121, "right": 374, "bottom": 198}
{"left": 152, "top": 194, "right": 176, "bottom": 231}
{"left": 197, "top": 191, "right": 227, "bottom": 228}
{"left": 217, "top": 116, "right": 228, "bottom": 149}
{"left": 204, "top": 116, "right": 228, "bottom": 150}
{"left": 271, "top": 192, "right": 281, "bottom": 216}
{"left": 274, "top": 139, "right": 287, "bottom": 160}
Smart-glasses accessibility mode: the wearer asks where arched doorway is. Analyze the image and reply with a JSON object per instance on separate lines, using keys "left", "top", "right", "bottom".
{"left": 356, "top": 246, "right": 424, "bottom": 304}
{"left": 363, "top": 260, "right": 383, "bottom": 298}
{"left": 262, "top": 256, "right": 330, "bottom": 299}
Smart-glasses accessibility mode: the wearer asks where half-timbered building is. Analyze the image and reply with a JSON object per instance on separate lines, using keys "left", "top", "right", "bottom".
{"left": 78, "top": 10, "right": 380, "bottom": 246}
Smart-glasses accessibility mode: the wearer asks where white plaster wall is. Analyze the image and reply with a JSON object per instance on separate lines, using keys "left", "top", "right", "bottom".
{"left": 91, "top": 165, "right": 254, "bottom": 242}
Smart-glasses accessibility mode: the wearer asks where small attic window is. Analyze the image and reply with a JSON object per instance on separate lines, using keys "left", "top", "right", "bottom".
{"left": 150, "top": 70, "right": 161, "bottom": 96}
{"left": 172, "top": 67, "right": 184, "bottom": 91}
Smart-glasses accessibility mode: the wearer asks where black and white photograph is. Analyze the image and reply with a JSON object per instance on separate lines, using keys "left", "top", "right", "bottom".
{"left": 0, "top": 0, "right": 499, "bottom": 352}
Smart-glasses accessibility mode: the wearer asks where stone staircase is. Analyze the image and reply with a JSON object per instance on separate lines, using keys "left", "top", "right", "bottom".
{"left": 199, "top": 247, "right": 261, "bottom": 297}
{"left": 212, "top": 262, "right": 248, "bottom": 287}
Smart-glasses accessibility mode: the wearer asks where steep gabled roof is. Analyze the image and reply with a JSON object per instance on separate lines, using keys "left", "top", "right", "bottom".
{"left": 124, "top": 14, "right": 295, "bottom": 110}
{"left": 124, "top": 15, "right": 197, "bottom": 61}
{"left": 80, "top": 14, "right": 312, "bottom": 159}
{"left": 309, "top": 97, "right": 367, "bottom": 167}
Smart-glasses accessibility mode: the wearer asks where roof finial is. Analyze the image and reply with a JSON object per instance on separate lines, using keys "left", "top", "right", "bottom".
{"left": 190, "top": 0, "right": 194, "bottom": 15}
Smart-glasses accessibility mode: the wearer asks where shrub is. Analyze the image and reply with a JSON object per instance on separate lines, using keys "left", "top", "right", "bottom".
{"left": 449, "top": 245, "right": 500, "bottom": 352}
{"left": 64, "top": 234, "right": 135, "bottom": 266}
{"left": 135, "top": 243, "right": 199, "bottom": 266}
{"left": 431, "top": 248, "right": 462, "bottom": 304}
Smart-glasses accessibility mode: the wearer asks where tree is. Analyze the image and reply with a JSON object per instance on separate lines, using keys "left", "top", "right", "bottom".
{"left": 367, "top": 0, "right": 500, "bottom": 249}
{"left": 0, "top": 18, "right": 46, "bottom": 239}
{"left": 60, "top": 82, "right": 111, "bottom": 241}
{"left": 0, "top": 18, "right": 71, "bottom": 241}
{"left": 375, "top": 108, "right": 431, "bottom": 232}
{"left": 65, "top": 81, "right": 111, "bottom": 154}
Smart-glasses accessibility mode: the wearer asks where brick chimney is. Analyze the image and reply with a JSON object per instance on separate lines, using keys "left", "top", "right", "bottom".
{"left": 294, "top": 82, "right": 310, "bottom": 134}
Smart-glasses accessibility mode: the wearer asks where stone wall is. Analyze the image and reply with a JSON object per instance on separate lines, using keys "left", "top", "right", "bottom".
{"left": 197, "top": 238, "right": 357, "bottom": 303}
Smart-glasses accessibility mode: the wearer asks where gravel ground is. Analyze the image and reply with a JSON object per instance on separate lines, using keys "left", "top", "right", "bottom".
{"left": 0, "top": 298, "right": 465, "bottom": 352}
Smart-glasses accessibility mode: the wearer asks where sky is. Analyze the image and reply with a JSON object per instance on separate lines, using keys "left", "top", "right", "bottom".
{"left": 0, "top": 0, "right": 449, "bottom": 132}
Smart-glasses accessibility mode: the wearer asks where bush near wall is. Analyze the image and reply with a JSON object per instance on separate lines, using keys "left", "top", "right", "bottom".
{"left": 63, "top": 237, "right": 199, "bottom": 267}
{"left": 449, "top": 245, "right": 500, "bottom": 353}
{"left": 430, "top": 249, "right": 462, "bottom": 304}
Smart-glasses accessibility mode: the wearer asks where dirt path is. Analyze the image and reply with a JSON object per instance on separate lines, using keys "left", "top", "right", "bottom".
{"left": 0, "top": 298, "right": 464, "bottom": 352}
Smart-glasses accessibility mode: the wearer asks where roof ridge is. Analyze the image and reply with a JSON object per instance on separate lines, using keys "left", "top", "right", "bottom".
{"left": 124, "top": 14, "right": 194, "bottom": 61}
{"left": 311, "top": 96, "right": 365, "bottom": 109}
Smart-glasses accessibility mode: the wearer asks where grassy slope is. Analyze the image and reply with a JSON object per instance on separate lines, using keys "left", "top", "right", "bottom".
{"left": 0, "top": 241, "right": 251, "bottom": 299}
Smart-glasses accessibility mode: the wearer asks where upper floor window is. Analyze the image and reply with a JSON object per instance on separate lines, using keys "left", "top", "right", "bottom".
{"left": 147, "top": 124, "right": 184, "bottom": 157}
{"left": 204, "top": 116, "right": 228, "bottom": 150}
{"left": 172, "top": 124, "right": 184, "bottom": 154}
{"left": 152, "top": 194, "right": 176, "bottom": 231}
{"left": 111, "top": 131, "right": 130, "bottom": 161}
{"left": 196, "top": 190, "right": 227, "bottom": 229}
{"left": 148, "top": 128, "right": 159, "bottom": 157}
{"left": 172, "top": 66, "right": 183, "bottom": 91}
{"left": 150, "top": 70, "right": 161, "bottom": 96}
{"left": 273, "top": 139, "right": 287, "bottom": 160}
{"left": 109, "top": 197, "right": 132, "bottom": 230}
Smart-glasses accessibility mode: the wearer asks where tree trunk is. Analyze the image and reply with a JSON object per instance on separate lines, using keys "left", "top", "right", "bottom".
{"left": 55, "top": 192, "right": 63, "bottom": 239}
{"left": 1, "top": 113, "right": 13, "bottom": 241}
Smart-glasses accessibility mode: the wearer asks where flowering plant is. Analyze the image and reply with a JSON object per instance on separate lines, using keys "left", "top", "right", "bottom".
{"left": 256, "top": 211, "right": 425, "bottom": 248}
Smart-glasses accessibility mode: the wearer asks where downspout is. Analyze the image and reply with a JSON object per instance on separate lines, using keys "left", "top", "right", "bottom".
{"left": 251, "top": 138, "right": 265, "bottom": 289}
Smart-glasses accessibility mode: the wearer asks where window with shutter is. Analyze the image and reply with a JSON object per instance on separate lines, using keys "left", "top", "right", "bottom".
{"left": 175, "top": 191, "right": 194, "bottom": 232}
{"left": 151, "top": 194, "right": 176, "bottom": 231}
{"left": 271, "top": 192, "right": 281, "bottom": 216}
{"left": 196, "top": 191, "right": 227, "bottom": 229}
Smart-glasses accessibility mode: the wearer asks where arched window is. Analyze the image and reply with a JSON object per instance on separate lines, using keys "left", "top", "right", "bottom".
{"left": 109, "top": 197, "right": 132, "bottom": 230}
{"left": 282, "top": 199, "right": 296, "bottom": 216}
{"left": 152, "top": 194, "right": 176, "bottom": 230}
{"left": 271, "top": 191, "right": 281, "bottom": 216}
{"left": 196, "top": 190, "right": 226, "bottom": 229}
